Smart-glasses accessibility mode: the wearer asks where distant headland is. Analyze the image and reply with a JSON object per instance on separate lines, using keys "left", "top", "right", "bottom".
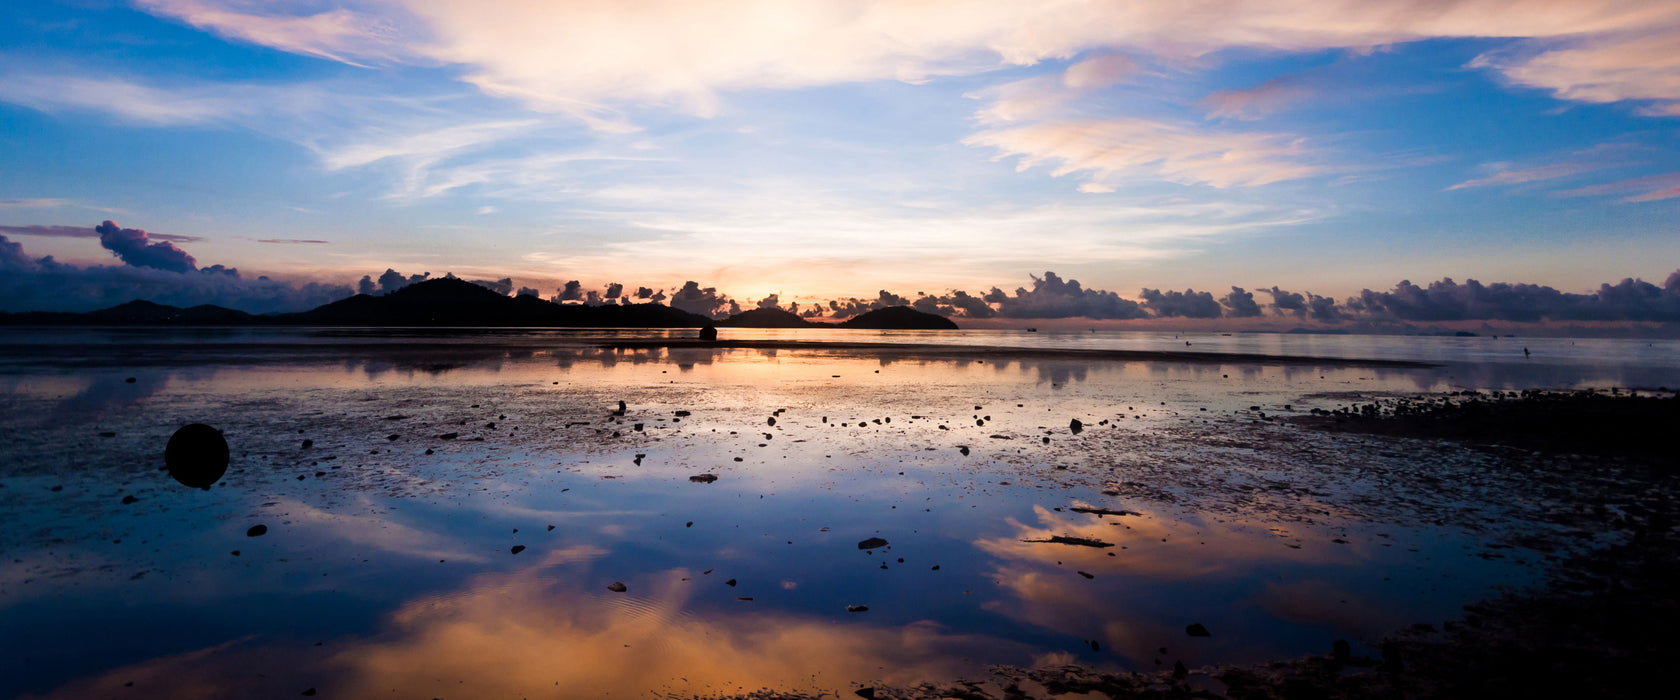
{"left": 0, "top": 277, "right": 960, "bottom": 330}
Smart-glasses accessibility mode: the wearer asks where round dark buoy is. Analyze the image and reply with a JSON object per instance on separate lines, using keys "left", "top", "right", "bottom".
{"left": 699, "top": 324, "right": 718, "bottom": 341}
{"left": 165, "top": 423, "right": 229, "bottom": 488}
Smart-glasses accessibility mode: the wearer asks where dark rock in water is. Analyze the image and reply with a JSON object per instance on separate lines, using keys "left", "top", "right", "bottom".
{"left": 301, "top": 689, "right": 317, "bottom": 697}
{"left": 1173, "top": 660, "right": 1188, "bottom": 679}
{"left": 301, "top": 439, "right": 313, "bottom": 449}
{"left": 1186, "top": 623, "right": 1211, "bottom": 637}
{"left": 121, "top": 495, "right": 138, "bottom": 505}
{"left": 246, "top": 524, "right": 268, "bottom": 537}
{"left": 855, "top": 688, "right": 875, "bottom": 699}
{"left": 438, "top": 432, "right": 458, "bottom": 440}
{"left": 1077, "top": 570, "right": 1094, "bottom": 579}
{"left": 125, "top": 377, "right": 137, "bottom": 383}
{"left": 1023, "top": 535, "right": 1112, "bottom": 548}
{"left": 767, "top": 416, "right": 776, "bottom": 426}
{"left": 166, "top": 423, "right": 229, "bottom": 489}
{"left": 616, "top": 400, "right": 628, "bottom": 413}
{"left": 607, "top": 582, "right": 627, "bottom": 592}
{"left": 699, "top": 324, "right": 719, "bottom": 340}
{"left": 99, "top": 431, "right": 116, "bottom": 438}
{"left": 1333, "top": 639, "right": 1351, "bottom": 662}
{"left": 510, "top": 545, "right": 526, "bottom": 554}
{"left": 858, "top": 537, "right": 889, "bottom": 550}
{"left": 1381, "top": 641, "right": 1404, "bottom": 671}
{"left": 674, "top": 410, "right": 691, "bottom": 417}
{"left": 1069, "top": 418, "right": 1083, "bottom": 434}
{"left": 689, "top": 473, "right": 719, "bottom": 483}
{"left": 725, "top": 578, "right": 737, "bottom": 586}
{"left": 386, "top": 434, "right": 400, "bottom": 441}
{"left": 547, "top": 524, "right": 555, "bottom": 531}
{"left": 847, "top": 605, "right": 869, "bottom": 612}
{"left": 959, "top": 446, "right": 970, "bottom": 456}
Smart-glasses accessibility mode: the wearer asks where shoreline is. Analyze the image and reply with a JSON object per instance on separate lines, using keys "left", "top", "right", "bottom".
{"left": 597, "top": 339, "right": 1441, "bottom": 369}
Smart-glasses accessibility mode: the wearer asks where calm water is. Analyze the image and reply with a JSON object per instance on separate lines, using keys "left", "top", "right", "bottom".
{"left": 0, "top": 328, "right": 1671, "bottom": 698}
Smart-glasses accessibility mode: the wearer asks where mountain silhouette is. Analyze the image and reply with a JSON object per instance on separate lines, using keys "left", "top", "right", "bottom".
{"left": 714, "top": 308, "right": 819, "bottom": 328}
{"left": 836, "top": 306, "right": 959, "bottom": 330}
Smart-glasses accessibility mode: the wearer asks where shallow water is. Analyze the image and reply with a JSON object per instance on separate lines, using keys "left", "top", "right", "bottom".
{"left": 0, "top": 328, "right": 1666, "bottom": 698}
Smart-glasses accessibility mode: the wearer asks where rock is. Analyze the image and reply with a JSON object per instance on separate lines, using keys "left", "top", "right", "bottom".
{"left": 121, "top": 495, "right": 138, "bottom": 505}
{"left": 1186, "top": 623, "right": 1211, "bottom": 637}
{"left": 725, "top": 578, "right": 737, "bottom": 586}
{"left": 607, "top": 582, "right": 627, "bottom": 592}
{"left": 675, "top": 410, "right": 691, "bottom": 417}
{"left": 858, "top": 537, "right": 889, "bottom": 550}
{"left": 386, "top": 434, "right": 399, "bottom": 441}
{"left": 856, "top": 688, "right": 875, "bottom": 699}
{"left": 438, "top": 432, "right": 458, "bottom": 440}
{"left": 99, "top": 431, "right": 116, "bottom": 438}
{"left": 959, "top": 446, "right": 969, "bottom": 456}
{"left": 165, "top": 423, "right": 230, "bottom": 489}
{"left": 301, "top": 689, "right": 317, "bottom": 696}
{"left": 1070, "top": 418, "right": 1084, "bottom": 434}
{"left": 547, "top": 524, "right": 555, "bottom": 531}
{"left": 767, "top": 416, "right": 776, "bottom": 426}
{"left": 699, "top": 325, "right": 719, "bottom": 341}
{"left": 1173, "top": 660, "right": 1188, "bottom": 679}
{"left": 246, "top": 524, "right": 268, "bottom": 537}
{"left": 1333, "top": 639, "right": 1351, "bottom": 662}
{"left": 125, "top": 377, "right": 137, "bottom": 383}
{"left": 1077, "top": 571, "right": 1094, "bottom": 579}
{"left": 510, "top": 545, "right": 526, "bottom": 554}
{"left": 689, "top": 473, "right": 719, "bottom": 483}
{"left": 847, "top": 605, "right": 869, "bottom": 612}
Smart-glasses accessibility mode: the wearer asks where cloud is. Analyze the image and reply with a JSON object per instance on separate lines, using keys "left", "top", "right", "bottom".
{"left": 1471, "top": 28, "right": 1680, "bottom": 117}
{"left": 1557, "top": 171, "right": 1680, "bottom": 202}
{"left": 1220, "top": 286, "right": 1263, "bottom": 317}
{"left": 965, "top": 118, "right": 1323, "bottom": 190}
{"left": 909, "top": 289, "right": 998, "bottom": 318}
{"left": 1265, "top": 286, "right": 1308, "bottom": 316}
{"left": 1, "top": 223, "right": 203, "bottom": 242}
{"left": 667, "top": 281, "right": 737, "bottom": 318}
{"left": 1347, "top": 274, "right": 1680, "bottom": 322}
{"left": 603, "top": 282, "right": 623, "bottom": 299}
{"left": 1446, "top": 143, "right": 1641, "bottom": 191}
{"left": 823, "top": 290, "right": 912, "bottom": 319}
{"left": 754, "top": 293, "right": 782, "bottom": 310}
{"left": 1204, "top": 75, "right": 1318, "bottom": 121}
{"left": 516, "top": 286, "right": 540, "bottom": 297}
{"left": 0, "top": 232, "right": 355, "bottom": 313}
{"left": 95, "top": 220, "right": 197, "bottom": 273}
{"left": 1139, "top": 288, "right": 1222, "bottom": 318}
{"left": 468, "top": 277, "right": 514, "bottom": 295}
{"left": 556, "top": 280, "right": 584, "bottom": 302}
{"left": 983, "top": 271, "right": 1146, "bottom": 320}
{"left": 255, "top": 238, "right": 330, "bottom": 244}
{"left": 0, "top": 198, "right": 72, "bottom": 209}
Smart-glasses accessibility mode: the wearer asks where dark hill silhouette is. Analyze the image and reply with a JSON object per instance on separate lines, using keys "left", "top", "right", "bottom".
{"left": 715, "top": 308, "right": 820, "bottom": 328}
{"left": 282, "top": 278, "right": 712, "bottom": 327}
{"left": 837, "top": 306, "right": 959, "bottom": 330}
{"left": 0, "top": 278, "right": 713, "bottom": 328}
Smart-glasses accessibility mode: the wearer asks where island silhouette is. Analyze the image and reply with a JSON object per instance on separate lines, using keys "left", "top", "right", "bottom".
{"left": 0, "top": 277, "right": 961, "bottom": 329}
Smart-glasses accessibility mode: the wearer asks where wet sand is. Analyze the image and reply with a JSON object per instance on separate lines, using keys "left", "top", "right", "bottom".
{"left": 1, "top": 329, "right": 1674, "bottom": 698}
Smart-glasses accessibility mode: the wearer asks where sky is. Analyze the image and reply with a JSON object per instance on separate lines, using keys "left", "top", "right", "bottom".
{"left": 1, "top": 1, "right": 1678, "bottom": 321}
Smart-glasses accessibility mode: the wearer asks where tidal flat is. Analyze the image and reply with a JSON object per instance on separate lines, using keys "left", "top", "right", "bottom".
{"left": 1, "top": 328, "right": 1676, "bottom": 699}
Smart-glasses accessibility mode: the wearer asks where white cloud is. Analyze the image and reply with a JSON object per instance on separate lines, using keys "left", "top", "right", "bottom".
{"left": 965, "top": 118, "right": 1322, "bottom": 189}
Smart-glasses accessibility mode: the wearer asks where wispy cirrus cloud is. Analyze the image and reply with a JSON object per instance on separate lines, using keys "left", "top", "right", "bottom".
{"left": 1446, "top": 142, "right": 1645, "bottom": 192}
{"left": 1557, "top": 171, "right": 1680, "bottom": 203}
{"left": 0, "top": 222, "right": 203, "bottom": 243}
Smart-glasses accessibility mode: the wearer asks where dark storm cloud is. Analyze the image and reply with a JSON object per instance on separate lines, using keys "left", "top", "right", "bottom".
{"left": 96, "top": 220, "right": 197, "bottom": 273}
{"left": 364, "top": 268, "right": 431, "bottom": 295}
{"left": 634, "top": 286, "right": 654, "bottom": 299}
{"left": 825, "top": 290, "right": 912, "bottom": 319}
{"left": 557, "top": 280, "right": 584, "bottom": 302}
{"left": 0, "top": 232, "right": 354, "bottom": 314}
{"left": 604, "top": 282, "right": 623, "bottom": 299}
{"left": 1, "top": 223, "right": 203, "bottom": 243}
{"left": 669, "top": 281, "right": 738, "bottom": 318}
{"left": 984, "top": 272, "right": 1147, "bottom": 319}
{"left": 516, "top": 286, "right": 540, "bottom": 298}
{"left": 1220, "top": 286, "right": 1263, "bottom": 317}
{"left": 1348, "top": 275, "right": 1680, "bottom": 323}
{"left": 1139, "top": 288, "right": 1222, "bottom": 318}
{"left": 469, "top": 277, "right": 514, "bottom": 295}
{"left": 1265, "top": 286, "right": 1308, "bottom": 316}
{"left": 1306, "top": 292, "right": 1340, "bottom": 321}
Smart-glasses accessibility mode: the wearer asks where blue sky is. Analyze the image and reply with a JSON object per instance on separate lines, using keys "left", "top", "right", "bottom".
{"left": 2, "top": 0, "right": 1678, "bottom": 313}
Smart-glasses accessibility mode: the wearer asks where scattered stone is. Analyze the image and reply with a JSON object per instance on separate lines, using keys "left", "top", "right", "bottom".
{"left": 510, "top": 545, "right": 526, "bottom": 554}
{"left": 98, "top": 431, "right": 116, "bottom": 438}
{"left": 1333, "top": 639, "right": 1351, "bottom": 662}
{"left": 699, "top": 325, "right": 718, "bottom": 341}
{"left": 301, "top": 689, "right": 317, "bottom": 697}
{"left": 547, "top": 525, "right": 555, "bottom": 531}
{"left": 858, "top": 537, "right": 889, "bottom": 550}
{"left": 121, "top": 495, "right": 138, "bottom": 505}
{"left": 768, "top": 416, "right": 777, "bottom": 426}
{"left": 1077, "top": 571, "right": 1094, "bottom": 579}
{"left": 856, "top": 688, "right": 875, "bottom": 699}
{"left": 1070, "top": 506, "right": 1140, "bottom": 517}
{"left": 246, "top": 525, "right": 268, "bottom": 537}
{"left": 725, "top": 578, "right": 738, "bottom": 586}
{"left": 675, "top": 410, "right": 691, "bottom": 417}
{"left": 125, "top": 377, "right": 137, "bottom": 383}
{"left": 607, "top": 582, "right": 627, "bottom": 592}
{"left": 438, "top": 432, "right": 458, "bottom": 440}
{"left": 1186, "top": 623, "right": 1211, "bottom": 637}
{"left": 847, "top": 605, "right": 869, "bottom": 612}
{"left": 165, "top": 423, "right": 230, "bottom": 489}
{"left": 959, "top": 446, "right": 970, "bottom": 456}
{"left": 690, "top": 473, "right": 719, "bottom": 483}
{"left": 1173, "top": 660, "right": 1188, "bottom": 679}
{"left": 1070, "top": 418, "right": 1084, "bottom": 434}
{"left": 386, "top": 434, "right": 399, "bottom": 441}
